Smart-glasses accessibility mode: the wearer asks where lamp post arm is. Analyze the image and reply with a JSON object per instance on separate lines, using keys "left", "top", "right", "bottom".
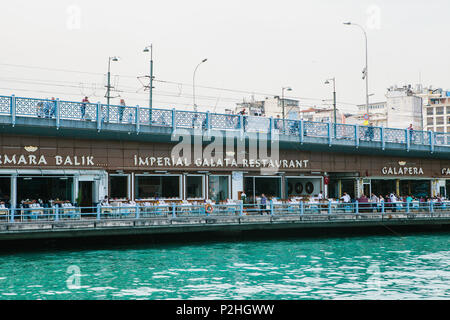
{"left": 193, "top": 61, "right": 204, "bottom": 112}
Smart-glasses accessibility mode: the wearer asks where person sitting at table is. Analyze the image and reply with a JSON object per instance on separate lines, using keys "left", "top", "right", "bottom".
{"left": 357, "top": 194, "right": 370, "bottom": 213}
{"left": 101, "top": 196, "right": 109, "bottom": 206}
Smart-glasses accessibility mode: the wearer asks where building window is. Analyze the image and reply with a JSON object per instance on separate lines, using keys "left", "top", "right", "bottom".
{"left": 436, "top": 126, "right": 445, "bottom": 132}
{"left": 427, "top": 107, "right": 434, "bottom": 115}
{"left": 427, "top": 117, "right": 434, "bottom": 126}
{"left": 109, "top": 175, "right": 129, "bottom": 199}
{"left": 0, "top": 177, "right": 11, "bottom": 205}
{"left": 135, "top": 175, "right": 181, "bottom": 199}
{"left": 244, "top": 176, "right": 282, "bottom": 204}
{"left": 208, "top": 176, "right": 230, "bottom": 203}
{"left": 447, "top": 117, "right": 450, "bottom": 125}
{"left": 186, "top": 175, "right": 205, "bottom": 199}
{"left": 436, "top": 117, "right": 444, "bottom": 125}
{"left": 436, "top": 107, "right": 444, "bottom": 115}
{"left": 286, "top": 177, "right": 322, "bottom": 198}
{"left": 17, "top": 176, "right": 73, "bottom": 204}
{"left": 400, "top": 180, "right": 431, "bottom": 198}
{"left": 447, "top": 106, "right": 450, "bottom": 114}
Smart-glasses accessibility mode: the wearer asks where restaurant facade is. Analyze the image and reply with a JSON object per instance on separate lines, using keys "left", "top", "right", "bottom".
{"left": 1, "top": 133, "right": 450, "bottom": 208}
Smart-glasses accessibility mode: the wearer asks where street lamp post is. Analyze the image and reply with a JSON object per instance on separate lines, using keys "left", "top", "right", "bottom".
{"left": 144, "top": 45, "right": 154, "bottom": 124}
{"left": 105, "top": 56, "right": 119, "bottom": 121}
{"left": 282, "top": 87, "right": 292, "bottom": 132}
{"left": 344, "top": 22, "right": 369, "bottom": 119}
{"left": 325, "top": 78, "right": 337, "bottom": 137}
{"left": 193, "top": 58, "right": 208, "bottom": 112}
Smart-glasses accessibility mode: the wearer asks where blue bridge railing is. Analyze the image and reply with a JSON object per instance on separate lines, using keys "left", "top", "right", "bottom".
{"left": 1, "top": 94, "right": 449, "bottom": 151}
{"left": 1, "top": 201, "right": 449, "bottom": 225}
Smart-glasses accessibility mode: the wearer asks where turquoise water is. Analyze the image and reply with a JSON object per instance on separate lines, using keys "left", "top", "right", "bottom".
{"left": 0, "top": 232, "right": 449, "bottom": 300}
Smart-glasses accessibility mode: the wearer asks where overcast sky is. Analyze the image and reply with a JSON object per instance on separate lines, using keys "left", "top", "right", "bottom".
{"left": 0, "top": 0, "right": 449, "bottom": 114}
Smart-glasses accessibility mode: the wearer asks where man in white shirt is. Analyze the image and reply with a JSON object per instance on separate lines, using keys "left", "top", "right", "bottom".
{"left": 341, "top": 192, "right": 351, "bottom": 203}
{"left": 318, "top": 192, "right": 323, "bottom": 200}
{"left": 389, "top": 193, "right": 397, "bottom": 203}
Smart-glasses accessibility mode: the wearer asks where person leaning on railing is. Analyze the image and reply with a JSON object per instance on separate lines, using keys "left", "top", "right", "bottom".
{"left": 81, "top": 96, "right": 89, "bottom": 120}
{"left": 260, "top": 194, "right": 268, "bottom": 215}
{"left": 407, "top": 124, "right": 414, "bottom": 143}
{"left": 36, "top": 102, "right": 44, "bottom": 118}
{"left": 42, "top": 97, "right": 56, "bottom": 119}
{"left": 119, "top": 99, "right": 126, "bottom": 123}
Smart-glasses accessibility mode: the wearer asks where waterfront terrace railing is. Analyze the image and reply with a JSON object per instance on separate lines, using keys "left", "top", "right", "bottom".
{"left": 1, "top": 201, "right": 450, "bottom": 225}
{"left": 1, "top": 94, "right": 450, "bottom": 151}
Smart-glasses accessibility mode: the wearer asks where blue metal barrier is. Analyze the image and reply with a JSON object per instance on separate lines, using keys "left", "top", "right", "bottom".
{"left": 1, "top": 94, "right": 449, "bottom": 150}
{"left": 1, "top": 200, "right": 450, "bottom": 224}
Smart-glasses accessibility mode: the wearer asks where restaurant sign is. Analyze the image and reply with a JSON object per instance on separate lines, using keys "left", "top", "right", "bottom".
{"left": 134, "top": 156, "right": 310, "bottom": 169}
{"left": 382, "top": 161, "right": 424, "bottom": 175}
{"left": 0, "top": 154, "right": 95, "bottom": 166}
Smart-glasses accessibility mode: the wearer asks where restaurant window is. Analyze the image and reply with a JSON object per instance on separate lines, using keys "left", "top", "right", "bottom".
{"left": 426, "top": 107, "right": 434, "bottom": 115}
{"left": 186, "top": 175, "right": 205, "bottom": 199}
{"left": 400, "top": 180, "right": 430, "bottom": 198}
{"left": 340, "top": 179, "right": 355, "bottom": 200}
{"left": 436, "top": 126, "right": 445, "bottom": 132}
{"left": 371, "top": 179, "right": 396, "bottom": 198}
{"left": 446, "top": 181, "right": 450, "bottom": 198}
{"left": 109, "top": 175, "right": 129, "bottom": 199}
{"left": 286, "top": 177, "right": 322, "bottom": 198}
{"left": 208, "top": 175, "right": 229, "bottom": 203}
{"left": 427, "top": 117, "right": 434, "bottom": 126}
{"left": 436, "top": 117, "right": 444, "bottom": 125}
{"left": 0, "top": 177, "right": 11, "bottom": 205}
{"left": 135, "top": 175, "right": 181, "bottom": 200}
{"left": 244, "top": 176, "right": 281, "bottom": 203}
{"left": 17, "top": 176, "right": 73, "bottom": 204}
{"left": 436, "top": 107, "right": 444, "bottom": 115}
{"left": 328, "top": 179, "right": 340, "bottom": 199}
{"left": 447, "top": 117, "right": 450, "bottom": 124}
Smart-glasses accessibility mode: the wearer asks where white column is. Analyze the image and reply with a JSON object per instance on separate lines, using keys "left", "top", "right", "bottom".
{"left": 98, "top": 173, "right": 108, "bottom": 202}
{"left": 356, "top": 178, "right": 364, "bottom": 198}
{"left": 73, "top": 174, "right": 80, "bottom": 204}
{"left": 11, "top": 174, "right": 17, "bottom": 208}
{"left": 231, "top": 172, "right": 244, "bottom": 200}
{"left": 128, "top": 174, "right": 132, "bottom": 200}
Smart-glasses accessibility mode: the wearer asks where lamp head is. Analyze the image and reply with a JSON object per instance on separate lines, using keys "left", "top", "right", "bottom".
{"left": 343, "top": 22, "right": 352, "bottom": 25}
{"left": 202, "top": 58, "right": 208, "bottom": 63}
{"left": 143, "top": 45, "right": 152, "bottom": 53}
